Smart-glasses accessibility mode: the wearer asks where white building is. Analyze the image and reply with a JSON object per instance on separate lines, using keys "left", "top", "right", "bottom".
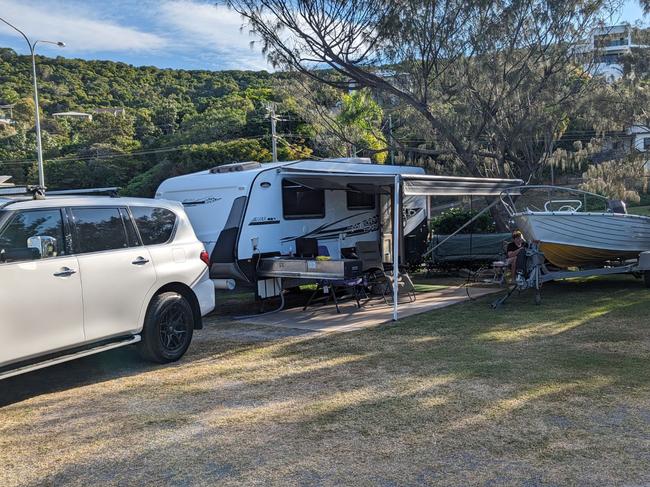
{"left": 52, "top": 111, "right": 93, "bottom": 121}
{"left": 573, "top": 24, "right": 649, "bottom": 81}
{"left": 628, "top": 124, "right": 650, "bottom": 152}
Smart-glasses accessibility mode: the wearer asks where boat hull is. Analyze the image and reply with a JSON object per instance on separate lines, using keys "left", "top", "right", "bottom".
{"left": 513, "top": 212, "right": 650, "bottom": 267}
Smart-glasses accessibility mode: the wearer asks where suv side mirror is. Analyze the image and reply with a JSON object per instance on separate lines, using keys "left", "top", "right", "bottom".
{"left": 27, "top": 235, "right": 58, "bottom": 259}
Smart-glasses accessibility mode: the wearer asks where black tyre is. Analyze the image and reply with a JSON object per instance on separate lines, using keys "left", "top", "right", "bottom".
{"left": 138, "top": 292, "right": 194, "bottom": 363}
{"left": 644, "top": 271, "right": 650, "bottom": 289}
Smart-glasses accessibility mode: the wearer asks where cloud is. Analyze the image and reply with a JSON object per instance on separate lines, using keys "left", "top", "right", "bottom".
{"left": 0, "top": 0, "right": 166, "bottom": 53}
{"left": 157, "top": 1, "right": 271, "bottom": 70}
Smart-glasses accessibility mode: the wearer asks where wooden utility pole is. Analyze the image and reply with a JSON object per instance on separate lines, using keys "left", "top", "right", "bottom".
{"left": 266, "top": 102, "right": 278, "bottom": 162}
{"left": 389, "top": 114, "right": 395, "bottom": 164}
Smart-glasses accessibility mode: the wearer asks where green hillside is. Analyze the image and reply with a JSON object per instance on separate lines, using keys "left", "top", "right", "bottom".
{"left": 0, "top": 48, "right": 314, "bottom": 194}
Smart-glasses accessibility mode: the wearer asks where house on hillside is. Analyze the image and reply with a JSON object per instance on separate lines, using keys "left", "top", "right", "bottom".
{"left": 52, "top": 111, "right": 93, "bottom": 121}
{"left": 0, "top": 104, "right": 15, "bottom": 126}
{"left": 93, "top": 107, "right": 125, "bottom": 117}
{"left": 571, "top": 25, "right": 650, "bottom": 172}
{"left": 574, "top": 24, "right": 649, "bottom": 81}
{"left": 589, "top": 125, "right": 650, "bottom": 170}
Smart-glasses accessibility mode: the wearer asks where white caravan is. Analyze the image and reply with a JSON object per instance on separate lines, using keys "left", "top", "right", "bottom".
{"left": 156, "top": 158, "right": 428, "bottom": 286}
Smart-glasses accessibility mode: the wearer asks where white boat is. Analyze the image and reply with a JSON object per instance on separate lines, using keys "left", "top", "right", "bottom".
{"left": 501, "top": 185, "right": 650, "bottom": 268}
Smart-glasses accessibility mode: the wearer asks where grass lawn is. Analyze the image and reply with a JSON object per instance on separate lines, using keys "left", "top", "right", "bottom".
{"left": 627, "top": 205, "right": 650, "bottom": 217}
{"left": 1, "top": 276, "right": 650, "bottom": 485}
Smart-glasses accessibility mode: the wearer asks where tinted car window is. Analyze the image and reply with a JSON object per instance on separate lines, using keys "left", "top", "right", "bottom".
{"left": 0, "top": 209, "right": 66, "bottom": 263}
{"left": 119, "top": 208, "right": 142, "bottom": 247}
{"left": 71, "top": 208, "right": 129, "bottom": 253}
{"left": 282, "top": 179, "right": 325, "bottom": 219}
{"left": 131, "top": 206, "right": 177, "bottom": 245}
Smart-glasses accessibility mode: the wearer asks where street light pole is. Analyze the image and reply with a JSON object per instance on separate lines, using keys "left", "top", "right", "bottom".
{"left": 0, "top": 17, "right": 64, "bottom": 188}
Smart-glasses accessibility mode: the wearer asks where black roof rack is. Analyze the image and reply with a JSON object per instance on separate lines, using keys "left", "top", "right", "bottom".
{"left": 47, "top": 187, "right": 120, "bottom": 197}
{"left": 0, "top": 185, "right": 46, "bottom": 199}
{"left": 0, "top": 186, "right": 120, "bottom": 200}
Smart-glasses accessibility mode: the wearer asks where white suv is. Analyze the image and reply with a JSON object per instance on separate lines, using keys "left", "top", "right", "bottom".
{"left": 0, "top": 194, "right": 215, "bottom": 379}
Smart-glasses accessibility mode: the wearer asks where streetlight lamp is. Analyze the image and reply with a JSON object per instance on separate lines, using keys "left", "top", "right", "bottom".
{"left": 0, "top": 17, "right": 65, "bottom": 188}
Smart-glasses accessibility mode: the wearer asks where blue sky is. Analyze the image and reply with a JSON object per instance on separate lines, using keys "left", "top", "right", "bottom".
{"left": 0, "top": 0, "right": 647, "bottom": 72}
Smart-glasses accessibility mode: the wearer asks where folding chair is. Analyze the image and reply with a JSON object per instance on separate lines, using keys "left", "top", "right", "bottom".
{"left": 355, "top": 241, "right": 416, "bottom": 304}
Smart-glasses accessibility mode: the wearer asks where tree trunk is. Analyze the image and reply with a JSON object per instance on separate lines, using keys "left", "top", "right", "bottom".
{"left": 487, "top": 198, "right": 511, "bottom": 232}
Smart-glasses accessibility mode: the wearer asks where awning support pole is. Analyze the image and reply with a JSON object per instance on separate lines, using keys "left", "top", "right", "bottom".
{"left": 393, "top": 175, "right": 400, "bottom": 321}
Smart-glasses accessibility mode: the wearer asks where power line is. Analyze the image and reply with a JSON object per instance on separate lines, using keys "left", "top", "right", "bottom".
{"left": 0, "top": 134, "right": 271, "bottom": 165}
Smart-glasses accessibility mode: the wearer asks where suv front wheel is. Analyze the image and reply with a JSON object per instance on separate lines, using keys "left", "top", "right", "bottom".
{"left": 138, "top": 292, "right": 194, "bottom": 363}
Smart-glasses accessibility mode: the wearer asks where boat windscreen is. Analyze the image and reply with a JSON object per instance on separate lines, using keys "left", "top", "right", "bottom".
{"left": 505, "top": 186, "right": 608, "bottom": 214}
{"left": 0, "top": 209, "right": 9, "bottom": 228}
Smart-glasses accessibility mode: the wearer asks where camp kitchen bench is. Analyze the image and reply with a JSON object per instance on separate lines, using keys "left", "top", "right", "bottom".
{"left": 256, "top": 256, "right": 364, "bottom": 312}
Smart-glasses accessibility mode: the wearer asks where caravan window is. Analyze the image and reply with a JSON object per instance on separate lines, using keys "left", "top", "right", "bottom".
{"left": 282, "top": 179, "right": 325, "bottom": 219}
{"left": 346, "top": 191, "right": 376, "bottom": 210}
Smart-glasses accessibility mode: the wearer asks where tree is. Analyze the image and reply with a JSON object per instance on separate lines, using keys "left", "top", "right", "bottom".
{"left": 640, "top": 0, "right": 650, "bottom": 14}
{"left": 122, "top": 139, "right": 272, "bottom": 196}
{"left": 179, "top": 94, "right": 254, "bottom": 144}
{"left": 336, "top": 90, "right": 387, "bottom": 163}
{"left": 580, "top": 154, "right": 648, "bottom": 201}
{"left": 12, "top": 97, "right": 39, "bottom": 125}
{"left": 227, "top": 0, "right": 615, "bottom": 180}
{"left": 79, "top": 112, "right": 139, "bottom": 151}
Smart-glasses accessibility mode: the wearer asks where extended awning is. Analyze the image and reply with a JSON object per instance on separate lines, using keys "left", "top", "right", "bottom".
{"left": 279, "top": 167, "right": 523, "bottom": 321}
{"left": 401, "top": 174, "right": 523, "bottom": 196}
{"left": 279, "top": 169, "right": 522, "bottom": 196}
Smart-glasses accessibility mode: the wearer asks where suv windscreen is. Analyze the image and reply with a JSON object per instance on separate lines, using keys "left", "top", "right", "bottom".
{"left": 71, "top": 207, "right": 130, "bottom": 253}
{"left": 0, "top": 209, "right": 66, "bottom": 263}
{"left": 131, "top": 206, "right": 177, "bottom": 245}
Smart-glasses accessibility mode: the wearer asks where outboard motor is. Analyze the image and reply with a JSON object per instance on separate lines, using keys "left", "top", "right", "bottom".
{"left": 607, "top": 199, "right": 627, "bottom": 214}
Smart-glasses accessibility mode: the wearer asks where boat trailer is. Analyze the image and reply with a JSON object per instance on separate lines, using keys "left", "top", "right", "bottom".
{"left": 491, "top": 244, "right": 650, "bottom": 308}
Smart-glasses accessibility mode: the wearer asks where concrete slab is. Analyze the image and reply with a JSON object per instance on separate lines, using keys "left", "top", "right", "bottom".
{"left": 236, "top": 286, "right": 502, "bottom": 333}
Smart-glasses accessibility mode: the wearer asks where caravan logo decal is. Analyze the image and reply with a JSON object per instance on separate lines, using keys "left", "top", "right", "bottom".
{"left": 249, "top": 216, "right": 281, "bottom": 226}
{"left": 281, "top": 213, "right": 378, "bottom": 242}
{"left": 182, "top": 197, "right": 221, "bottom": 207}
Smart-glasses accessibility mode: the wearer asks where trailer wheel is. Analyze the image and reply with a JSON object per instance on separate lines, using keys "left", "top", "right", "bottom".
{"left": 644, "top": 271, "right": 650, "bottom": 288}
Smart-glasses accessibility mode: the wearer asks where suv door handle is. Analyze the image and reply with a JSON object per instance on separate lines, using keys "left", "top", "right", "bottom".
{"left": 132, "top": 257, "right": 150, "bottom": 266}
{"left": 53, "top": 267, "right": 77, "bottom": 277}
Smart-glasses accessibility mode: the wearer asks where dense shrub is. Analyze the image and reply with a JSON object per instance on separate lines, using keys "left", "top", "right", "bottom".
{"left": 430, "top": 207, "right": 496, "bottom": 234}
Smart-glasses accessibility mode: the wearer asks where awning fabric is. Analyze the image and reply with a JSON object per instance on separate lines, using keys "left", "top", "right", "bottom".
{"left": 401, "top": 174, "right": 523, "bottom": 196}
{"left": 280, "top": 169, "right": 522, "bottom": 197}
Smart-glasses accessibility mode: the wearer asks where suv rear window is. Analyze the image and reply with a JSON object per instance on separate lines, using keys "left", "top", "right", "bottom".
{"left": 131, "top": 207, "right": 177, "bottom": 245}
{"left": 71, "top": 208, "right": 130, "bottom": 253}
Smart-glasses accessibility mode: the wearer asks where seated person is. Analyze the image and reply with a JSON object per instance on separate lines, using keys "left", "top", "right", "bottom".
{"left": 506, "top": 230, "right": 528, "bottom": 279}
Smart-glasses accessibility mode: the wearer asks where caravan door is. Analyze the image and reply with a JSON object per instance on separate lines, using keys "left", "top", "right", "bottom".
{"left": 380, "top": 193, "right": 394, "bottom": 263}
